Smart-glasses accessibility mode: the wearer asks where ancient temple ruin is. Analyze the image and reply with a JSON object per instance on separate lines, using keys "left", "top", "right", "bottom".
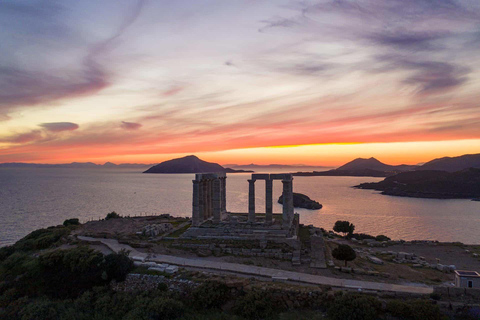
{"left": 183, "top": 172, "right": 299, "bottom": 240}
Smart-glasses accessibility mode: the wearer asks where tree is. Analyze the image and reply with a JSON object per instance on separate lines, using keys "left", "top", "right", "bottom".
{"left": 333, "top": 221, "right": 355, "bottom": 237}
{"left": 332, "top": 244, "right": 356, "bottom": 267}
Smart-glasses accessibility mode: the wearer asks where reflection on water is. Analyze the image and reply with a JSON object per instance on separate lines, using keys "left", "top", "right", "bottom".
{"left": 1, "top": 168, "right": 479, "bottom": 246}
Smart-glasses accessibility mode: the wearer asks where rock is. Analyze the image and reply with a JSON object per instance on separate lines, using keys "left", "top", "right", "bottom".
{"left": 142, "top": 223, "right": 174, "bottom": 237}
{"left": 165, "top": 266, "right": 179, "bottom": 274}
{"left": 368, "top": 255, "right": 384, "bottom": 265}
{"left": 278, "top": 193, "right": 322, "bottom": 210}
{"left": 196, "top": 249, "right": 212, "bottom": 257}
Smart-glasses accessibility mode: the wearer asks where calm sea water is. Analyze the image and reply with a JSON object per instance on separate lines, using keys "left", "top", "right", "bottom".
{"left": 1, "top": 167, "right": 479, "bottom": 246}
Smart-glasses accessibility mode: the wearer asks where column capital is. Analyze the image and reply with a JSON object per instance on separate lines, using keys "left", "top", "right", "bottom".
{"left": 248, "top": 179, "right": 256, "bottom": 183}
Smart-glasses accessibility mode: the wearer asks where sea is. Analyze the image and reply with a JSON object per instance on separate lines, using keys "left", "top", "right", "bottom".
{"left": 1, "top": 167, "right": 479, "bottom": 246}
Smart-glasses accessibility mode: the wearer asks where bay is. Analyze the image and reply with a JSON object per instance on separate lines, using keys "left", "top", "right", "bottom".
{"left": 1, "top": 167, "right": 479, "bottom": 246}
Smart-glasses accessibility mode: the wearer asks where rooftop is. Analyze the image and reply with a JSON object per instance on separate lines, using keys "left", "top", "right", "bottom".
{"left": 454, "top": 270, "right": 480, "bottom": 277}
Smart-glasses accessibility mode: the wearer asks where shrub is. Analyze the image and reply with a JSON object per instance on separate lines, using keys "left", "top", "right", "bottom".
{"left": 331, "top": 244, "right": 356, "bottom": 267}
{"left": 13, "top": 227, "right": 70, "bottom": 251}
{"left": 19, "top": 299, "right": 60, "bottom": 320}
{"left": 328, "top": 293, "right": 381, "bottom": 320}
{"left": 105, "top": 211, "right": 121, "bottom": 220}
{"left": 350, "top": 233, "right": 376, "bottom": 241}
{"left": 386, "top": 299, "right": 447, "bottom": 320}
{"left": 148, "top": 297, "right": 184, "bottom": 319}
{"left": 191, "top": 280, "right": 231, "bottom": 310}
{"left": 63, "top": 218, "right": 80, "bottom": 226}
{"left": 103, "top": 249, "right": 134, "bottom": 281}
{"left": 0, "top": 246, "right": 15, "bottom": 262}
{"left": 375, "top": 234, "right": 391, "bottom": 242}
{"left": 232, "top": 290, "right": 276, "bottom": 319}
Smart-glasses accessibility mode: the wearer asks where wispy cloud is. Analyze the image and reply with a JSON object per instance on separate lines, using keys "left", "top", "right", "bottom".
{"left": 39, "top": 122, "right": 79, "bottom": 132}
{"left": 120, "top": 121, "right": 142, "bottom": 130}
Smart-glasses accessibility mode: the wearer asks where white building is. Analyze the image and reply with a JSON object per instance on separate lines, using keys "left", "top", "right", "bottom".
{"left": 454, "top": 270, "right": 480, "bottom": 288}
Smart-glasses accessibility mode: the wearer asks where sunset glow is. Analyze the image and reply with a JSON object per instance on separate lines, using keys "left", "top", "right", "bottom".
{"left": 1, "top": 0, "right": 479, "bottom": 165}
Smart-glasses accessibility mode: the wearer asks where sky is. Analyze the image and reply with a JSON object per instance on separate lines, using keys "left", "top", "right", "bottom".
{"left": 0, "top": 0, "right": 479, "bottom": 166}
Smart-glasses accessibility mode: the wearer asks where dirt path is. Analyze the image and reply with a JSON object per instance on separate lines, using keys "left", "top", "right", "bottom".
{"left": 77, "top": 236, "right": 433, "bottom": 295}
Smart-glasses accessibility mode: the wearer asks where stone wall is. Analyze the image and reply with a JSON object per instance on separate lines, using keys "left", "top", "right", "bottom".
{"left": 433, "top": 286, "right": 480, "bottom": 303}
{"left": 171, "top": 242, "right": 294, "bottom": 260}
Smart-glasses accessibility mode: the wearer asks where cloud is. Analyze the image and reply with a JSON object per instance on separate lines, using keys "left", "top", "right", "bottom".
{"left": 121, "top": 121, "right": 142, "bottom": 130}
{"left": 368, "top": 31, "right": 447, "bottom": 51}
{"left": 0, "top": 0, "right": 147, "bottom": 119}
{"left": 39, "top": 122, "right": 79, "bottom": 132}
{"left": 0, "top": 130, "right": 43, "bottom": 144}
{"left": 376, "top": 56, "right": 470, "bottom": 94}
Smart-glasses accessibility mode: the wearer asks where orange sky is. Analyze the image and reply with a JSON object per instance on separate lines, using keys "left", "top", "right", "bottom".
{"left": 1, "top": 1, "right": 479, "bottom": 166}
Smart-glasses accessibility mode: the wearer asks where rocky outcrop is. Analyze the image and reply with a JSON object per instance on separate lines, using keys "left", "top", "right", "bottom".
{"left": 278, "top": 193, "right": 322, "bottom": 210}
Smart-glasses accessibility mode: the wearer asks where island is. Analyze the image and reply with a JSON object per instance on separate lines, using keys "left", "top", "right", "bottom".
{"left": 354, "top": 168, "right": 480, "bottom": 200}
{"left": 278, "top": 192, "right": 323, "bottom": 210}
{"left": 292, "top": 157, "right": 417, "bottom": 177}
{"left": 143, "top": 155, "right": 252, "bottom": 174}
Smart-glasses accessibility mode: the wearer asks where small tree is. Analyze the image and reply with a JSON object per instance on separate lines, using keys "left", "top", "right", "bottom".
{"left": 333, "top": 220, "right": 355, "bottom": 237}
{"left": 332, "top": 244, "right": 356, "bottom": 267}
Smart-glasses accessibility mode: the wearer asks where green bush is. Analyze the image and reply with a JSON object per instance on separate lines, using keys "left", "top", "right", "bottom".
{"left": 386, "top": 299, "right": 447, "bottom": 320}
{"left": 103, "top": 249, "right": 134, "bottom": 282}
{"left": 13, "top": 226, "right": 70, "bottom": 251}
{"left": 375, "top": 234, "right": 391, "bottom": 242}
{"left": 232, "top": 290, "right": 276, "bottom": 320}
{"left": 63, "top": 218, "right": 80, "bottom": 226}
{"left": 148, "top": 297, "right": 184, "bottom": 319}
{"left": 0, "top": 245, "right": 15, "bottom": 262}
{"left": 19, "top": 299, "right": 61, "bottom": 320}
{"left": 105, "top": 211, "right": 121, "bottom": 220}
{"left": 327, "top": 293, "right": 381, "bottom": 320}
{"left": 191, "top": 280, "right": 231, "bottom": 310}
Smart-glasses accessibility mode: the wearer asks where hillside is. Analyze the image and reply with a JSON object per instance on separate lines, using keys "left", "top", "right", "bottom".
{"left": 293, "top": 157, "right": 416, "bottom": 177}
{"left": 143, "top": 155, "right": 249, "bottom": 173}
{"left": 337, "top": 157, "right": 416, "bottom": 172}
{"left": 417, "top": 153, "right": 480, "bottom": 172}
{"left": 355, "top": 168, "right": 480, "bottom": 199}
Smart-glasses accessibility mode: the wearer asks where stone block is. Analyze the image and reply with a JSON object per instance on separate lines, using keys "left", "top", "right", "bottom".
{"left": 368, "top": 255, "right": 384, "bottom": 265}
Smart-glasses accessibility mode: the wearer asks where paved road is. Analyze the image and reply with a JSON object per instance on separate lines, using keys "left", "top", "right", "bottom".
{"left": 77, "top": 236, "right": 433, "bottom": 295}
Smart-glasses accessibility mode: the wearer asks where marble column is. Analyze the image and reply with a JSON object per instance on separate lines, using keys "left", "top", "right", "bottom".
{"left": 212, "top": 178, "right": 221, "bottom": 223}
{"left": 248, "top": 179, "right": 256, "bottom": 223}
{"left": 199, "top": 180, "right": 205, "bottom": 222}
{"left": 192, "top": 180, "right": 200, "bottom": 226}
{"left": 265, "top": 179, "right": 273, "bottom": 224}
{"left": 206, "top": 179, "right": 212, "bottom": 219}
{"left": 282, "top": 179, "right": 293, "bottom": 229}
{"left": 221, "top": 177, "right": 227, "bottom": 213}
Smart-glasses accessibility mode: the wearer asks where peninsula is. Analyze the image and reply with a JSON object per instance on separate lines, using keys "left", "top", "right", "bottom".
{"left": 355, "top": 168, "right": 480, "bottom": 200}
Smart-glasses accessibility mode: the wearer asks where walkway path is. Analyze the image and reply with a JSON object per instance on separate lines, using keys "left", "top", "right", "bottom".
{"left": 77, "top": 236, "right": 433, "bottom": 295}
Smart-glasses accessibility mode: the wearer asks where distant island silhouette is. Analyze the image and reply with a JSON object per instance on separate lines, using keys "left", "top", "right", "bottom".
{"left": 143, "top": 155, "right": 252, "bottom": 174}
{"left": 293, "top": 153, "right": 480, "bottom": 178}
{"left": 0, "top": 162, "right": 154, "bottom": 169}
